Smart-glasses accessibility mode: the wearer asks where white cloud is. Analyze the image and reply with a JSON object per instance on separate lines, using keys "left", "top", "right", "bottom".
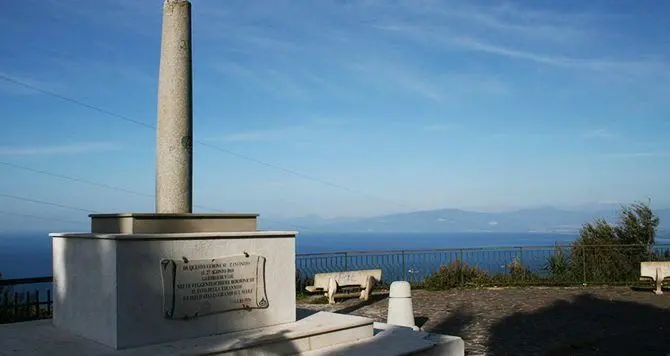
{"left": 423, "top": 124, "right": 452, "bottom": 132}
{"left": 206, "top": 125, "right": 306, "bottom": 142}
{"left": 367, "top": 3, "right": 666, "bottom": 78}
{"left": 582, "top": 128, "right": 617, "bottom": 140}
{"left": 201, "top": 2, "right": 526, "bottom": 102}
{"left": 0, "top": 72, "right": 65, "bottom": 96}
{"left": 599, "top": 152, "right": 670, "bottom": 159}
{"left": 206, "top": 117, "right": 353, "bottom": 143}
{"left": 26, "top": 0, "right": 667, "bottom": 104}
{"left": 448, "top": 37, "right": 663, "bottom": 76}
{"left": 0, "top": 142, "right": 122, "bottom": 156}
{"left": 221, "top": 132, "right": 264, "bottom": 142}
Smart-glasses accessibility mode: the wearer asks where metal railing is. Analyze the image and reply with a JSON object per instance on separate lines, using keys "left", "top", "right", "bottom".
{"left": 0, "top": 276, "right": 53, "bottom": 323}
{"left": 295, "top": 244, "right": 670, "bottom": 289}
{"left": 2, "top": 244, "right": 670, "bottom": 323}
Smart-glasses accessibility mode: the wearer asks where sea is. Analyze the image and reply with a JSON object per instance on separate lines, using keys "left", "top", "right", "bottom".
{"left": 0, "top": 231, "right": 579, "bottom": 279}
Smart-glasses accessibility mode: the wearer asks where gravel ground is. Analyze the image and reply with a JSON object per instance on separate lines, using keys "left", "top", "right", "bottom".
{"left": 297, "top": 286, "right": 670, "bottom": 356}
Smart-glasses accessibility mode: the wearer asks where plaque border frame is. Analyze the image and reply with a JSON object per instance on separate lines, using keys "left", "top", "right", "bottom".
{"left": 160, "top": 254, "right": 269, "bottom": 320}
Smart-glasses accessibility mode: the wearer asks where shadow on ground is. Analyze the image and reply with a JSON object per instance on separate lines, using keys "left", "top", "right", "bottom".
{"left": 415, "top": 316, "right": 429, "bottom": 328}
{"left": 430, "top": 308, "right": 474, "bottom": 338}
{"left": 296, "top": 308, "right": 319, "bottom": 320}
{"left": 484, "top": 293, "right": 670, "bottom": 356}
{"left": 334, "top": 294, "right": 388, "bottom": 315}
{"left": 630, "top": 285, "right": 670, "bottom": 293}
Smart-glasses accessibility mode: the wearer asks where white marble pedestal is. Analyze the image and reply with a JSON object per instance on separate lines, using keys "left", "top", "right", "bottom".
{"left": 50, "top": 231, "right": 297, "bottom": 349}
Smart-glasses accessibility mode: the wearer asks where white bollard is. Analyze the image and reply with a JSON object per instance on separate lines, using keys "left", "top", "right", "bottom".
{"left": 387, "top": 281, "right": 419, "bottom": 330}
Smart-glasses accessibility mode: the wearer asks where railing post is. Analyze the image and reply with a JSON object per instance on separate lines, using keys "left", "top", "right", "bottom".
{"left": 47, "top": 290, "right": 51, "bottom": 316}
{"left": 582, "top": 245, "right": 587, "bottom": 285}
{"left": 344, "top": 252, "right": 348, "bottom": 271}
{"left": 24, "top": 291, "right": 29, "bottom": 318}
{"left": 519, "top": 247, "right": 524, "bottom": 282}
{"left": 402, "top": 250, "right": 407, "bottom": 281}
{"left": 13, "top": 292, "right": 18, "bottom": 318}
{"left": 35, "top": 290, "right": 39, "bottom": 319}
{"left": 460, "top": 248, "right": 464, "bottom": 287}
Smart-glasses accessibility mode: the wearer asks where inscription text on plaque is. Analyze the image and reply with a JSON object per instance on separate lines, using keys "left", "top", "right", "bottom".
{"left": 160, "top": 254, "right": 268, "bottom": 319}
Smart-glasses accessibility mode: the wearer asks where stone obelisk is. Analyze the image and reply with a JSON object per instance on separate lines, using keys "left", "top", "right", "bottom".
{"left": 156, "top": 0, "right": 193, "bottom": 213}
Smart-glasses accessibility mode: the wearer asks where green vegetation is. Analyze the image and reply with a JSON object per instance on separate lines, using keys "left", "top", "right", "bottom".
{"left": 422, "top": 201, "right": 668, "bottom": 290}
{"left": 422, "top": 257, "right": 544, "bottom": 290}
{"left": 423, "top": 260, "right": 488, "bottom": 290}
{"left": 568, "top": 201, "right": 661, "bottom": 283}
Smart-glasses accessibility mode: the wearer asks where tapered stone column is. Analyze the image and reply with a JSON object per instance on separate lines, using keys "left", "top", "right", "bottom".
{"left": 156, "top": 0, "right": 193, "bottom": 213}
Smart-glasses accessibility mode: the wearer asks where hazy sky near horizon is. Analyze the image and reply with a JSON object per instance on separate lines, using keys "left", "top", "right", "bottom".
{"left": 1, "top": 0, "right": 669, "bottom": 231}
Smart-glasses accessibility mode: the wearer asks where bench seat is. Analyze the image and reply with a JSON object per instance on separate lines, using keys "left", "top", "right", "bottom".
{"left": 640, "top": 261, "right": 670, "bottom": 294}
{"left": 305, "top": 269, "right": 382, "bottom": 304}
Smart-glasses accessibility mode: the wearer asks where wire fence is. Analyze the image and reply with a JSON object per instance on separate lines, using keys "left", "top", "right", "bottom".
{"left": 2, "top": 244, "right": 670, "bottom": 323}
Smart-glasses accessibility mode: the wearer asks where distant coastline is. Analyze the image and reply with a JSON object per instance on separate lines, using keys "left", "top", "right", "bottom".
{"left": 1, "top": 230, "right": 668, "bottom": 279}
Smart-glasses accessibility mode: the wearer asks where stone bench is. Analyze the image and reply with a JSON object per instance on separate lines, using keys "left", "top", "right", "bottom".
{"left": 640, "top": 261, "right": 670, "bottom": 294}
{"left": 305, "top": 269, "right": 382, "bottom": 304}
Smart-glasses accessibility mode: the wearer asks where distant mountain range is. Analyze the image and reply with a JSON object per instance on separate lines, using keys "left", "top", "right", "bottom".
{"left": 261, "top": 205, "right": 670, "bottom": 234}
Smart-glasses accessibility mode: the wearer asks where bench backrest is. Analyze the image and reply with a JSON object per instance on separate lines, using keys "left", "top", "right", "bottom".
{"left": 312, "top": 269, "right": 382, "bottom": 289}
{"left": 640, "top": 261, "right": 670, "bottom": 279}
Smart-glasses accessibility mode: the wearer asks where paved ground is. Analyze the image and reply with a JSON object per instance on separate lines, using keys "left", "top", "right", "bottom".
{"left": 297, "top": 286, "right": 670, "bottom": 356}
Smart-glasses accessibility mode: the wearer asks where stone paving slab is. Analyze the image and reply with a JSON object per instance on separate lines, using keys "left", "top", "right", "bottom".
{"left": 297, "top": 286, "right": 670, "bottom": 355}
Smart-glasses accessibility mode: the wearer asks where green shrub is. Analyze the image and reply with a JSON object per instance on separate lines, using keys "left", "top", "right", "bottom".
{"left": 564, "top": 201, "right": 660, "bottom": 284}
{"left": 423, "top": 260, "right": 488, "bottom": 290}
{"left": 506, "top": 257, "right": 538, "bottom": 282}
{"left": 545, "top": 245, "right": 570, "bottom": 278}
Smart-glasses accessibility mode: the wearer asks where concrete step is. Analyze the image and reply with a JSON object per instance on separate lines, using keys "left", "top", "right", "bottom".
{"left": 0, "top": 312, "right": 374, "bottom": 355}
{"left": 0, "top": 313, "right": 464, "bottom": 355}
{"left": 301, "top": 323, "right": 464, "bottom": 356}
{"left": 301, "top": 326, "right": 435, "bottom": 356}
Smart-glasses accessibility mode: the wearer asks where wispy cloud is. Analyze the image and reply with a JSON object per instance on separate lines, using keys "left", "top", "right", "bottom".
{"left": 448, "top": 37, "right": 664, "bottom": 75}
{"left": 1, "top": 1, "right": 157, "bottom": 95}
{"left": 212, "top": 61, "right": 315, "bottom": 99}
{"left": 0, "top": 72, "right": 64, "bottom": 95}
{"left": 207, "top": 125, "right": 306, "bottom": 142}
{"left": 345, "top": 61, "right": 446, "bottom": 102}
{"left": 204, "top": 115, "right": 356, "bottom": 144}
{"left": 14, "top": 0, "right": 667, "bottom": 104}
{"left": 370, "top": 1, "right": 592, "bottom": 44}
{"left": 450, "top": 3, "right": 589, "bottom": 43}
{"left": 201, "top": 2, "right": 530, "bottom": 102}
{"left": 370, "top": 22, "right": 664, "bottom": 77}
{"left": 0, "top": 142, "right": 122, "bottom": 156}
{"left": 367, "top": 3, "right": 666, "bottom": 78}
{"left": 422, "top": 124, "right": 452, "bottom": 132}
{"left": 599, "top": 152, "right": 670, "bottom": 159}
{"left": 582, "top": 128, "right": 617, "bottom": 140}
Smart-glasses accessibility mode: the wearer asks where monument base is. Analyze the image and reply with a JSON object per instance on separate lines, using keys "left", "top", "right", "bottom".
{"left": 0, "top": 312, "right": 465, "bottom": 355}
{"left": 51, "top": 230, "right": 296, "bottom": 349}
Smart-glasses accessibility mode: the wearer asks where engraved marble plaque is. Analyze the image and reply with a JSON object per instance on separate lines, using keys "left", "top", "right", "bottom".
{"left": 160, "top": 254, "right": 268, "bottom": 319}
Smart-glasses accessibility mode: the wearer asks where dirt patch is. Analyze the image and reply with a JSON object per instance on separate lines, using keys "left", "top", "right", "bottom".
{"left": 297, "top": 286, "right": 670, "bottom": 355}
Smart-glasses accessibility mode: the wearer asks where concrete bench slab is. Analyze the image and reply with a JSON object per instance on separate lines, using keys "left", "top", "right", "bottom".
{"left": 640, "top": 261, "right": 670, "bottom": 295}
{"left": 305, "top": 269, "right": 382, "bottom": 304}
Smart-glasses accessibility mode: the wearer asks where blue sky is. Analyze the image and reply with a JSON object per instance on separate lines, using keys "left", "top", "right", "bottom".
{"left": 1, "top": 0, "right": 669, "bottom": 231}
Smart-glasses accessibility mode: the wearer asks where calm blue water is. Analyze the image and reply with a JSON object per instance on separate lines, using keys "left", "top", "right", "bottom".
{"left": 0, "top": 231, "right": 578, "bottom": 279}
